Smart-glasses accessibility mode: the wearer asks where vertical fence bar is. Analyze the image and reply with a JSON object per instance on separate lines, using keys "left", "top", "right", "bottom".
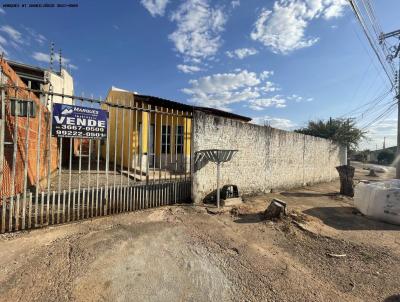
{"left": 46, "top": 91, "right": 54, "bottom": 218}
{"left": 8, "top": 196, "right": 14, "bottom": 232}
{"left": 57, "top": 189, "right": 61, "bottom": 223}
{"left": 22, "top": 84, "right": 31, "bottom": 229}
{"left": 99, "top": 186, "right": 103, "bottom": 216}
{"left": 146, "top": 104, "right": 151, "bottom": 208}
{"left": 51, "top": 190, "right": 56, "bottom": 224}
{"left": 87, "top": 120, "right": 92, "bottom": 216}
{"left": 96, "top": 104, "right": 101, "bottom": 216}
{"left": 0, "top": 85, "right": 5, "bottom": 233}
{"left": 15, "top": 194, "right": 20, "bottom": 231}
{"left": 91, "top": 187, "right": 95, "bottom": 217}
{"left": 11, "top": 87, "right": 18, "bottom": 205}
{"left": 113, "top": 100, "right": 118, "bottom": 202}
{"left": 120, "top": 100, "right": 125, "bottom": 189}
{"left": 21, "top": 191, "right": 26, "bottom": 230}
{"left": 153, "top": 107, "right": 157, "bottom": 187}
{"left": 96, "top": 139, "right": 100, "bottom": 216}
{"left": 35, "top": 87, "right": 45, "bottom": 227}
{"left": 164, "top": 108, "right": 169, "bottom": 185}
{"left": 169, "top": 109, "right": 173, "bottom": 186}
{"left": 86, "top": 187, "right": 90, "bottom": 218}
{"left": 62, "top": 190, "right": 66, "bottom": 223}
{"left": 120, "top": 102, "right": 125, "bottom": 213}
{"left": 68, "top": 96, "right": 74, "bottom": 219}
{"left": 77, "top": 129, "right": 82, "bottom": 217}
{"left": 139, "top": 103, "right": 143, "bottom": 183}
{"left": 127, "top": 99, "right": 132, "bottom": 189}
{"left": 72, "top": 189, "right": 76, "bottom": 221}
{"left": 175, "top": 110, "right": 179, "bottom": 204}
{"left": 159, "top": 109, "right": 163, "bottom": 207}
{"left": 105, "top": 102, "right": 110, "bottom": 215}
{"left": 41, "top": 191, "right": 45, "bottom": 225}
{"left": 82, "top": 188, "right": 86, "bottom": 219}
{"left": 88, "top": 138, "right": 92, "bottom": 194}
{"left": 184, "top": 111, "right": 187, "bottom": 183}
{"left": 134, "top": 103, "right": 138, "bottom": 183}
{"left": 28, "top": 192, "right": 32, "bottom": 229}
{"left": 57, "top": 89, "right": 65, "bottom": 222}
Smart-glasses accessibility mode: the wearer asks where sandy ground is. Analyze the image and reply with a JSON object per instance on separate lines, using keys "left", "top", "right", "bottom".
{"left": 1, "top": 162, "right": 400, "bottom": 302}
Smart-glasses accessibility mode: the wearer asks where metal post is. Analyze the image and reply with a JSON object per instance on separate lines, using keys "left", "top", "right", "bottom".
{"left": 397, "top": 58, "right": 400, "bottom": 178}
{"left": 216, "top": 162, "right": 220, "bottom": 209}
{"left": 0, "top": 83, "right": 5, "bottom": 204}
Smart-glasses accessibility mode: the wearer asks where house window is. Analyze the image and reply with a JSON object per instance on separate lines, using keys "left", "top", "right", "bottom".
{"left": 162, "top": 125, "right": 171, "bottom": 153}
{"left": 175, "top": 125, "right": 184, "bottom": 154}
{"left": 10, "top": 99, "right": 36, "bottom": 117}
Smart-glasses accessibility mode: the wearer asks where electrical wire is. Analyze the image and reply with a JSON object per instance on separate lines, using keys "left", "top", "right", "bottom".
{"left": 349, "top": 0, "right": 396, "bottom": 88}
{"left": 360, "top": 100, "right": 397, "bottom": 130}
{"left": 339, "top": 87, "right": 392, "bottom": 119}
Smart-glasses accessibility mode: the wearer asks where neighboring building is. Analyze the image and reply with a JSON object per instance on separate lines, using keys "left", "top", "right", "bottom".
{"left": 8, "top": 60, "right": 74, "bottom": 107}
{"left": 101, "top": 87, "right": 250, "bottom": 179}
{"left": 8, "top": 60, "right": 81, "bottom": 162}
{"left": 367, "top": 146, "right": 396, "bottom": 163}
{"left": 0, "top": 59, "right": 59, "bottom": 198}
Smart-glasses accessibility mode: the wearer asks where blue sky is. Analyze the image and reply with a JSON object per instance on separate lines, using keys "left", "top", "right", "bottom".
{"left": 0, "top": 0, "right": 399, "bottom": 150}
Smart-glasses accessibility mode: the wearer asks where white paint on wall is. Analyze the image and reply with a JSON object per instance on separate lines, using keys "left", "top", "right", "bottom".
{"left": 192, "top": 111, "right": 347, "bottom": 203}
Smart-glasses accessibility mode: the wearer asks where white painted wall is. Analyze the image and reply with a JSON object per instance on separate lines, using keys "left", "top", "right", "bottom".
{"left": 44, "top": 69, "right": 74, "bottom": 107}
{"left": 192, "top": 111, "right": 347, "bottom": 203}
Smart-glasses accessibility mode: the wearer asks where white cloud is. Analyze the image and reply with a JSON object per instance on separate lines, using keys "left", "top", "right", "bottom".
{"left": 68, "top": 64, "right": 78, "bottom": 70}
{"left": 323, "top": 0, "right": 348, "bottom": 19}
{"left": 251, "top": 116, "right": 297, "bottom": 130}
{"left": 183, "top": 69, "right": 291, "bottom": 110}
{"left": 231, "top": 0, "right": 240, "bottom": 8}
{"left": 0, "top": 35, "right": 7, "bottom": 46}
{"left": 260, "top": 70, "right": 274, "bottom": 80}
{"left": 0, "top": 25, "right": 23, "bottom": 45}
{"left": 169, "top": 0, "right": 226, "bottom": 64}
{"left": 23, "top": 26, "right": 46, "bottom": 45}
{"left": 141, "top": 0, "right": 169, "bottom": 17}
{"left": 177, "top": 64, "right": 202, "bottom": 73}
{"left": 248, "top": 96, "right": 287, "bottom": 110}
{"left": 183, "top": 68, "right": 312, "bottom": 111}
{"left": 0, "top": 8, "right": 5, "bottom": 14}
{"left": 0, "top": 44, "right": 7, "bottom": 56}
{"left": 251, "top": 0, "right": 347, "bottom": 54}
{"left": 32, "top": 52, "right": 76, "bottom": 69}
{"left": 226, "top": 48, "right": 258, "bottom": 59}
{"left": 35, "top": 33, "right": 46, "bottom": 45}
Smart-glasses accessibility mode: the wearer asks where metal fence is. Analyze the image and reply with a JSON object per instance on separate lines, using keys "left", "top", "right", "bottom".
{"left": 0, "top": 83, "right": 192, "bottom": 233}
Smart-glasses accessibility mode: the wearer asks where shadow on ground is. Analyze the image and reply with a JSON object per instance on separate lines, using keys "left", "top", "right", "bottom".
{"left": 234, "top": 212, "right": 264, "bottom": 224}
{"left": 281, "top": 192, "right": 338, "bottom": 198}
{"left": 384, "top": 294, "right": 400, "bottom": 302}
{"left": 304, "top": 206, "right": 400, "bottom": 231}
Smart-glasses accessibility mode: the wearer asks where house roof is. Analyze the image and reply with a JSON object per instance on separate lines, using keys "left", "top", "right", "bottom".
{"left": 8, "top": 60, "right": 46, "bottom": 83}
{"left": 109, "top": 88, "right": 251, "bottom": 122}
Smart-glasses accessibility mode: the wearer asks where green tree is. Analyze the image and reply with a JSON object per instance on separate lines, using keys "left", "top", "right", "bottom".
{"left": 295, "top": 118, "right": 366, "bottom": 152}
{"left": 377, "top": 150, "right": 395, "bottom": 164}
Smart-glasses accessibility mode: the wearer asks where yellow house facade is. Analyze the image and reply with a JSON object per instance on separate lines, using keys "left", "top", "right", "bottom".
{"left": 100, "top": 88, "right": 192, "bottom": 179}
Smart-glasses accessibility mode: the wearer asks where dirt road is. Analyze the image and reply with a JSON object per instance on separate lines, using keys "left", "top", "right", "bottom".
{"left": 1, "top": 164, "right": 400, "bottom": 301}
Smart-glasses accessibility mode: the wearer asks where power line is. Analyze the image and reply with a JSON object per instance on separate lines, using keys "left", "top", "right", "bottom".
{"left": 354, "top": 89, "right": 393, "bottom": 120}
{"left": 349, "top": 0, "right": 396, "bottom": 88}
{"left": 339, "top": 87, "right": 392, "bottom": 118}
{"left": 360, "top": 100, "right": 397, "bottom": 130}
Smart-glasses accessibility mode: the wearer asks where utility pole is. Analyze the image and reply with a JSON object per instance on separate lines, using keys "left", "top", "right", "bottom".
{"left": 380, "top": 29, "right": 400, "bottom": 178}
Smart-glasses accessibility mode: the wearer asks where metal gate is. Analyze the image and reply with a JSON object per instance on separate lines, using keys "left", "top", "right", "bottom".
{"left": 0, "top": 81, "right": 192, "bottom": 233}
